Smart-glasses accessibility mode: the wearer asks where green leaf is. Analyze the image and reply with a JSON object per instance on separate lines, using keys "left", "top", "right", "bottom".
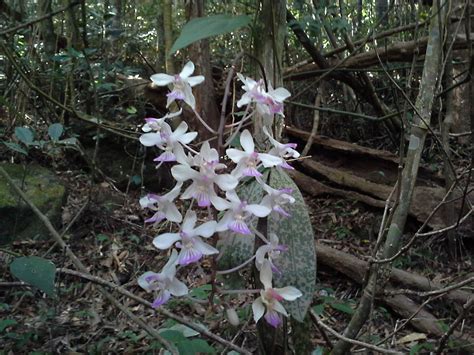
{"left": 170, "top": 14, "right": 251, "bottom": 54}
{"left": 3, "top": 141, "right": 28, "bottom": 155}
{"left": 47, "top": 123, "right": 64, "bottom": 140}
{"left": 189, "top": 284, "right": 212, "bottom": 300}
{"left": 9, "top": 256, "right": 56, "bottom": 297}
{"left": 0, "top": 319, "right": 17, "bottom": 332}
{"left": 176, "top": 339, "right": 215, "bottom": 355}
{"left": 159, "top": 330, "right": 187, "bottom": 343}
{"left": 329, "top": 301, "right": 354, "bottom": 315}
{"left": 312, "top": 304, "right": 325, "bottom": 316}
{"left": 267, "top": 169, "right": 316, "bottom": 322}
{"left": 126, "top": 106, "right": 137, "bottom": 114}
{"left": 14, "top": 127, "right": 34, "bottom": 145}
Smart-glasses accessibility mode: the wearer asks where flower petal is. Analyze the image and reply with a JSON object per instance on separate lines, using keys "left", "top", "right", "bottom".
{"left": 187, "top": 75, "right": 205, "bottom": 87}
{"left": 194, "top": 220, "right": 217, "bottom": 238}
{"left": 139, "top": 133, "right": 164, "bottom": 147}
{"left": 264, "top": 309, "right": 282, "bottom": 328}
{"left": 152, "top": 290, "right": 171, "bottom": 308}
{"left": 193, "top": 238, "right": 219, "bottom": 255}
{"left": 259, "top": 153, "right": 283, "bottom": 167}
{"left": 150, "top": 73, "right": 174, "bottom": 86}
{"left": 182, "top": 211, "right": 197, "bottom": 232}
{"left": 226, "top": 149, "right": 248, "bottom": 164}
{"left": 180, "top": 61, "right": 195, "bottom": 78}
{"left": 274, "top": 286, "right": 302, "bottom": 301}
{"left": 240, "top": 129, "right": 254, "bottom": 153}
{"left": 137, "top": 271, "right": 158, "bottom": 292}
{"left": 252, "top": 297, "right": 265, "bottom": 323}
{"left": 259, "top": 260, "right": 273, "bottom": 289}
{"left": 246, "top": 204, "right": 271, "bottom": 218}
{"left": 168, "top": 278, "right": 188, "bottom": 296}
{"left": 214, "top": 174, "right": 238, "bottom": 191}
{"left": 153, "top": 233, "right": 181, "bottom": 249}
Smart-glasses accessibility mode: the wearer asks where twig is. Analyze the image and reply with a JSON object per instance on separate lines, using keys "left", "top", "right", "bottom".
{"left": 436, "top": 297, "right": 474, "bottom": 354}
{"left": 309, "top": 311, "right": 403, "bottom": 354}
{"left": 384, "top": 276, "right": 474, "bottom": 298}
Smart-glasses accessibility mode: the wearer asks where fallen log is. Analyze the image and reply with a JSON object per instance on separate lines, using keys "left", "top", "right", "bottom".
{"left": 284, "top": 34, "right": 471, "bottom": 80}
{"left": 315, "top": 242, "right": 472, "bottom": 306}
{"left": 315, "top": 242, "right": 474, "bottom": 339}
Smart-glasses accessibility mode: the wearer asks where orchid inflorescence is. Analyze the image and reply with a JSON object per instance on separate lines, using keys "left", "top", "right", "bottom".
{"left": 138, "top": 61, "right": 302, "bottom": 328}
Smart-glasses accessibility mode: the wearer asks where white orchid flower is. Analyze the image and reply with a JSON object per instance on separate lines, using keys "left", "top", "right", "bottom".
{"left": 216, "top": 190, "right": 271, "bottom": 235}
{"left": 236, "top": 74, "right": 291, "bottom": 117}
{"left": 171, "top": 141, "right": 238, "bottom": 210}
{"left": 252, "top": 261, "right": 302, "bottom": 328}
{"left": 255, "top": 233, "right": 288, "bottom": 274}
{"left": 260, "top": 184, "right": 295, "bottom": 217}
{"left": 140, "top": 121, "right": 197, "bottom": 163}
{"left": 263, "top": 127, "right": 300, "bottom": 169}
{"left": 142, "top": 109, "right": 182, "bottom": 132}
{"left": 153, "top": 211, "right": 218, "bottom": 265}
{"left": 150, "top": 61, "right": 204, "bottom": 109}
{"left": 226, "top": 129, "right": 283, "bottom": 178}
{"left": 139, "top": 183, "right": 183, "bottom": 224}
{"left": 138, "top": 249, "right": 188, "bottom": 308}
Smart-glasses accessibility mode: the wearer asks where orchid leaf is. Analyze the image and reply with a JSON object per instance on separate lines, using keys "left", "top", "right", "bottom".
{"left": 170, "top": 14, "right": 251, "bottom": 54}
{"left": 267, "top": 168, "right": 316, "bottom": 322}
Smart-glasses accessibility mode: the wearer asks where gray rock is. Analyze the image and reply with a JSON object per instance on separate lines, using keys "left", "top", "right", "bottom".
{"left": 0, "top": 163, "right": 66, "bottom": 244}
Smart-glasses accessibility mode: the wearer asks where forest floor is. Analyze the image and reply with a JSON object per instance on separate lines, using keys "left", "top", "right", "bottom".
{"left": 0, "top": 158, "right": 473, "bottom": 354}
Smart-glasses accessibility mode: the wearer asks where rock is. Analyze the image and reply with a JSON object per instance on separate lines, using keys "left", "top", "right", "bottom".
{"left": 0, "top": 163, "right": 67, "bottom": 244}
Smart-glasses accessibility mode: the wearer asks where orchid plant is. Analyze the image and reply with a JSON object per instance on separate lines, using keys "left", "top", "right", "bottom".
{"left": 137, "top": 61, "right": 308, "bottom": 329}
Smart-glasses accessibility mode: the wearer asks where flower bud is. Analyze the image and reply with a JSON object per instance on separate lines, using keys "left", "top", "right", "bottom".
{"left": 226, "top": 308, "right": 240, "bottom": 326}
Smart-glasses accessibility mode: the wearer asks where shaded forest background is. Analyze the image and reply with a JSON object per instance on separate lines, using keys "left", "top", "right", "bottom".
{"left": 0, "top": 0, "right": 473, "bottom": 354}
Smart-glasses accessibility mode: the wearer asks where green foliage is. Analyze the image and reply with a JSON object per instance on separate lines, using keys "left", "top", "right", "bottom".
{"left": 170, "top": 14, "right": 251, "bottom": 54}
{"left": 157, "top": 326, "right": 216, "bottom": 354}
{"left": 189, "top": 284, "right": 212, "bottom": 300}
{"left": 9, "top": 256, "right": 56, "bottom": 297}
{"left": 0, "top": 319, "right": 17, "bottom": 333}
{"left": 267, "top": 169, "right": 316, "bottom": 322}
{"left": 47, "top": 123, "right": 64, "bottom": 141}
{"left": 14, "top": 127, "right": 34, "bottom": 145}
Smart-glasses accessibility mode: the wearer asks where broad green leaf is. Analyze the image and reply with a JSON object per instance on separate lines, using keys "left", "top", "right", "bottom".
{"left": 170, "top": 14, "right": 251, "bottom": 54}
{"left": 163, "top": 324, "right": 199, "bottom": 338}
{"left": 47, "top": 123, "right": 64, "bottom": 140}
{"left": 3, "top": 141, "right": 28, "bottom": 155}
{"left": 267, "top": 169, "right": 316, "bottom": 322}
{"left": 177, "top": 339, "right": 215, "bottom": 355}
{"left": 217, "top": 174, "right": 268, "bottom": 289}
{"left": 329, "top": 301, "right": 354, "bottom": 315}
{"left": 9, "top": 256, "right": 56, "bottom": 297}
{"left": 14, "top": 127, "right": 34, "bottom": 145}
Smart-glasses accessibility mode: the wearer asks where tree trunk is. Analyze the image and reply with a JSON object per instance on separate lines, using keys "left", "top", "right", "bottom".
{"left": 162, "top": 0, "right": 175, "bottom": 73}
{"left": 185, "top": 0, "right": 220, "bottom": 141}
{"left": 254, "top": 0, "right": 287, "bottom": 144}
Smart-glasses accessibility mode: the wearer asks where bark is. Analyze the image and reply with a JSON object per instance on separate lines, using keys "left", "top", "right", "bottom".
{"left": 332, "top": 2, "right": 447, "bottom": 353}
{"left": 254, "top": 0, "right": 287, "bottom": 144}
{"left": 162, "top": 0, "right": 175, "bottom": 73}
{"left": 185, "top": 0, "right": 220, "bottom": 141}
{"left": 38, "top": 0, "right": 56, "bottom": 56}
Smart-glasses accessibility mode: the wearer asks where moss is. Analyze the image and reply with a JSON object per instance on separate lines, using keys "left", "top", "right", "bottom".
{"left": 0, "top": 163, "right": 67, "bottom": 244}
